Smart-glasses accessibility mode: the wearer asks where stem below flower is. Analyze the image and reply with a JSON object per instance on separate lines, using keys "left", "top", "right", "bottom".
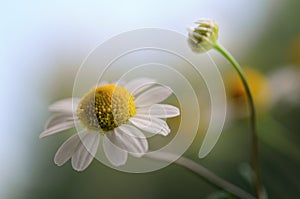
{"left": 146, "top": 152, "right": 256, "bottom": 199}
{"left": 213, "top": 43, "right": 264, "bottom": 199}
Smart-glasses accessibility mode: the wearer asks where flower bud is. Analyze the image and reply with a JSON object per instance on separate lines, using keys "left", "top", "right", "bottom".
{"left": 188, "top": 19, "right": 219, "bottom": 53}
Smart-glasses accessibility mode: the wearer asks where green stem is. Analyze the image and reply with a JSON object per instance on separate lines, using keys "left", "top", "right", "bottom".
{"left": 213, "top": 43, "right": 264, "bottom": 199}
{"left": 146, "top": 152, "right": 256, "bottom": 199}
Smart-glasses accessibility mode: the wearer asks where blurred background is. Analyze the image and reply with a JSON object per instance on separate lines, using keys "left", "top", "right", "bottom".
{"left": 1, "top": 0, "right": 300, "bottom": 198}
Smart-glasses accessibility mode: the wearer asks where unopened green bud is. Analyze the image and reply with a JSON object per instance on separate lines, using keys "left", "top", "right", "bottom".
{"left": 188, "top": 19, "right": 219, "bottom": 53}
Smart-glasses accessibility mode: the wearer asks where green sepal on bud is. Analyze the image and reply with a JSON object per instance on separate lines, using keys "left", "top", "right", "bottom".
{"left": 188, "top": 19, "right": 219, "bottom": 53}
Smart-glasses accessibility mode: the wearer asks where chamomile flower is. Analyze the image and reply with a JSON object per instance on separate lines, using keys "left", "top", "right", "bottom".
{"left": 269, "top": 66, "right": 300, "bottom": 106}
{"left": 40, "top": 78, "right": 180, "bottom": 171}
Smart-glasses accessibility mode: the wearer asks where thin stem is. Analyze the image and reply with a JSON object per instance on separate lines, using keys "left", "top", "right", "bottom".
{"left": 146, "top": 152, "right": 256, "bottom": 199}
{"left": 213, "top": 43, "right": 263, "bottom": 199}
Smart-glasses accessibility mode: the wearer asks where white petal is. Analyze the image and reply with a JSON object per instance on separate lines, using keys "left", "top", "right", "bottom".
{"left": 107, "top": 125, "right": 148, "bottom": 157}
{"left": 71, "top": 132, "right": 100, "bottom": 171}
{"left": 49, "top": 98, "right": 80, "bottom": 113}
{"left": 129, "top": 116, "right": 170, "bottom": 136}
{"left": 124, "top": 78, "right": 157, "bottom": 95}
{"left": 54, "top": 133, "right": 82, "bottom": 166}
{"left": 136, "top": 104, "right": 180, "bottom": 118}
{"left": 44, "top": 113, "right": 74, "bottom": 129}
{"left": 135, "top": 86, "right": 173, "bottom": 107}
{"left": 97, "top": 81, "right": 109, "bottom": 86}
{"left": 103, "top": 134, "right": 128, "bottom": 166}
{"left": 39, "top": 121, "right": 75, "bottom": 138}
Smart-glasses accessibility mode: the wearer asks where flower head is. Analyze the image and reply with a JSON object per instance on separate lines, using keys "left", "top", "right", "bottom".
{"left": 77, "top": 84, "right": 136, "bottom": 131}
{"left": 40, "top": 78, "right": 180, "bottom": 171}
{"left": 188, "top": 19, "right": 219, "bottom": 53}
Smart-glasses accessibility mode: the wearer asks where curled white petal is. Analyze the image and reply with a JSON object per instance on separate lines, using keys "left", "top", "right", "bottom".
{"left": 39, "top": 121, "right": 75, "bottom": 138}
{"left": 103, "top": 134, "right": 128, "bottom": 166}
{"left": 124, "top": 78, "right": 156, "bottom": 95}
{"left": 49, "top": 98, "right": 80, "bottom": 113}
{"left": 97, "top": 81, "right": 109, "bottom": 87}
{"left": 71, "top": 132, "right": 100, "bottom": 171}
{"left": 135, "top": 86, "right": 173, "bottom": 107}
{"left": 54, "top": 133, "right": 82, "bottom": 166}
{"left": 44, "top": 113, "right": 74, "bottom": 130}
{"left": 108, "top": 125, "right": 148, "bottom": 157}
{"left": 129, "top": 116, "right": 170, "bottom": 136}
{"left": 136, "top": 104, "right": 180, "bottom": 118}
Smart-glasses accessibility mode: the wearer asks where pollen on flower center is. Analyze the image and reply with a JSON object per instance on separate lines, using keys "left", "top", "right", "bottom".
{"left": 77, "top": 84, "right": 136, "bottom": 132}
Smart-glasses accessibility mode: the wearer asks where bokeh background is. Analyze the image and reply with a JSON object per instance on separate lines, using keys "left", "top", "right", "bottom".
{"left": 1, "top": 0, "right": 300, "bottom": 198}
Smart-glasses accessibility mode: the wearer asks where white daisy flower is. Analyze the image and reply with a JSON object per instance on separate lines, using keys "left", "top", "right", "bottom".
{"left": 40, "top": 78, "right": 180, "bottom": 171}
{"left": 268, "top": 66, "right": 300, "bottom": 106}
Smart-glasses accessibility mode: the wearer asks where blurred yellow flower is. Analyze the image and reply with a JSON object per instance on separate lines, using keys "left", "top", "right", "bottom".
{"left": 225, "top": 67, "right": 271, "bottom": 115}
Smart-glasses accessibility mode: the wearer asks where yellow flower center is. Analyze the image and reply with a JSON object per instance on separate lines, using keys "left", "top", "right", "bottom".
{"left": 77, "top": 84, "right": 136, "bottom": 132}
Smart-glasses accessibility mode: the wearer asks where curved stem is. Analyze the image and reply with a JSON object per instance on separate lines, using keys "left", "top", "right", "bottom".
{"left": 146, "top": 152, "right": 256, "bottom": 199}
{"left": 213, "top": 43, "right": 263, "bottom": 199}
